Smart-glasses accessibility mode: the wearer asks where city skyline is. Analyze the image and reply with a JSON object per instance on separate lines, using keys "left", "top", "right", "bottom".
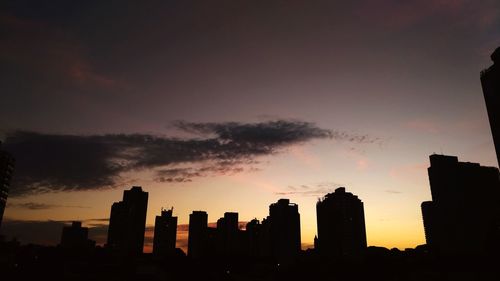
{"left": 2, "top": 1, "right": 500, "bottom": 253}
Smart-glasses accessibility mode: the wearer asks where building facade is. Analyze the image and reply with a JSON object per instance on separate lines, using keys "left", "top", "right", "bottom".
{"left": 481, "top": 47, "right": 500, "bottom": 166}
{"left": 0, "top": 142, "right": 15, "bottom": 229}
{"left": 107, "top": 186, "right": 148, "bottom": 256}
{"left": 421, "top": 154, "right": 500, "bottom": 256}
{"left": 153, "top": 208, "right": 178, "bottom": 257}
{"left": 316, "top": 187, "right": 367, "bottom": 260}
{"left": 60, "top": 221, "right": 95, "bottom": 250}
{"left": 187, "top": 210, "right": 208, "bottom": 258}
{"left": 268, "top": 199, "right": 301, "bottom": 263}
{"left": 215, "top": 212, "right": 240, "bottom": 257}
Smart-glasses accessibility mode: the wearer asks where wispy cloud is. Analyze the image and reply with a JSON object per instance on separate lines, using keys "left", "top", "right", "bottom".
{"left": 4, "top": 120, "right": 380, "bottom": 196}
{"left": 7, "top": 202, "right": 90, "bottom": 210}
{"left": 356, "top": 0, "right": 500, "bottom": 31}
{"left": 0, "top": 218, "right": 108, "bottom": 246}
{"left": 0, "top": 13, "right": 119, "bottom": 90}
{"left": 405, "top": 118, "right": 440, "bottom": 134}
{"left": 275, "top": 182, "right": 341, "bottom": 197}
{"left": 389, "top": 163, "right": 427, "bottom": 180}
{"left": 385, "top": 190, "right": 402, "bottom": 194}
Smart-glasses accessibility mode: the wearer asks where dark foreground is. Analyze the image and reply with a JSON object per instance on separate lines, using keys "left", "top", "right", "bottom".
{"left": 1, "top": 241, "right": 499, "bottom": 281}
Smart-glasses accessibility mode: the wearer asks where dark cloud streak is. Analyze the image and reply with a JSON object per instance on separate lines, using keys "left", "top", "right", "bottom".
{"left": 0, "top": 218, "right": 109, "bottom": 246}
{"left": 7, "top": 202, "right": 90, "bottom": 210}
{"left": 4, "top": 120, "right": 378, "bottom": 196}
{"left": 275, "top": 182, "right": 342, "bottom": 197}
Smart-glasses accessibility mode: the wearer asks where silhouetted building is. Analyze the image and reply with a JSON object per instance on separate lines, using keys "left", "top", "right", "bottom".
{"left": 107, "top": 186, "right": 148, "bottom": 256}
{"left": 205, "top": 226, "right": 218, "bottom": 257}
{"left": 316, "top": 187, "right": 367, "bottom": 260}
{"left": 0, "top": 142, "right": 15, "bottom": 229}
{"left": 421, "top": 201, "right": 436, "bottom": 247}
{"left": 60, "top": 221, "right": 95, "bottom": 250}
{"left": 188, "top": 210, "right": 208, "bottom": 258}
{"left": 216, "top": 212, "right": 240, "bottom": 257}
{"left": 481, "top": 47, "right": 500, "bottom": 166}
{"left": 421, "top": 154, "right": 500, "bottom": 257}
{"left": 268, "top": 199, "right": 301, "bottom": 263}
{"left": 153, "top": 207, "right": 177, "bottom": 257}
{"left": 246, "top": 219, "right": 262, "bottom": 257}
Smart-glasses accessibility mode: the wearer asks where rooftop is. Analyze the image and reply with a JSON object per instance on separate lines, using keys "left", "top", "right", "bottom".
{"left": 492, "top": 46, "right": 500, "bottom": 64}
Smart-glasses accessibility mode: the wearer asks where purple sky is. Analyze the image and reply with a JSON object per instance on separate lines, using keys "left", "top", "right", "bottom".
{"left": 1, "top": 0, "right": 500, "bottom": 251}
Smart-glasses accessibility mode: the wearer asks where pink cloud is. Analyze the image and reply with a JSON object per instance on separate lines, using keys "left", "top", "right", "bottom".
{"left": 70, "top": 61, "right": 117, "bottom": 88}
{"left": 0, "top": 13, "right": 119, "bottom": 89}
{"left": 356, "top": 0, "right": 497, "bottom": 31}
{"left": 405, "top": 118, "right": 440, "bottom": 134}
{"left": 357, "top": 158, "right": 369, "bottom": 170}
{"left": 389, "top": 163, "right": 427, "bottom": 180}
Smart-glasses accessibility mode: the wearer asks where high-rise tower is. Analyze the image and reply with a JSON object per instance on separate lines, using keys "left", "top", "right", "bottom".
{"left": 0, "top": 142, "right": 15, "bottom": 229}
{"left": 316, "top": 187, "right": 367, "bottom": 259}
{"left": 153, "top": 208, "right": 178, "bottom": 257}
{"left": 421, "top": 154, "right": 500, "bottom": 256}
{"left": 268, "top": 199, "right": 301, "bottom": 263}
{"left": 188, "top": 210, "right": 208, "bottom": 258}
{"left": 107, "top": 186, "right": 148, "bottom": 256}
{"left": 481, "top": 47, "right": 500, "bottom": 166}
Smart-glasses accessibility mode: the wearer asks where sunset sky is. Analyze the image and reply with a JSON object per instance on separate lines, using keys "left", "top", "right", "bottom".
{"left": 1, "top": 0, "right": 500, "bottom": 252}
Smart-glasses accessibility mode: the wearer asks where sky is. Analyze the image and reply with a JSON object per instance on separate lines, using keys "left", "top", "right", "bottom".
{"left": 1, "top": 0, "right": 500, "bottom": 253}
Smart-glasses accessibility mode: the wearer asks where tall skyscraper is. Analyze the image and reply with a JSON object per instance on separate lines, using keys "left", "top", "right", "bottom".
{"left": 0, "top": 142, "right": 15, "bottom": 229}
{"left": 421, "top": 154, "right": 500, "bottom": 257}
{"left": 188, "top": 210, "right": 208, "bottom": 258}
{"left": 153, "top": 207, "right": 178, "bottom": 257}
{"left": 246, "top": 219, "right": 262, "bottom": 257}
{"left": 246, "top": 218, "right": 271, "bottom": 258}
{"left": 481, "top": 47, "right": 500, "bottom": 166}
{"left": 107, "top": 186, "right": 148, "bottom": 256}
{"left": 268, "top": 199, "right": 301, "bottom": 263}
{"left": 216, "top": 212, "right": 240, "bottom": 257}
{"left": 316, "top": 187, "right": 367, "bottom": 260}
{"left": 60, "top": 221, "right": 95, "bottom": 250}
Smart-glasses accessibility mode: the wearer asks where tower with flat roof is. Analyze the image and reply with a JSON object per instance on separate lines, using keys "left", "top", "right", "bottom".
{"left": 0, "top": 142, "right": 15, "bottom": 229}
{"left": 421, "top": 154, "right": 500, "bottom": 257}
{"left": 316, "top": 187, "right": 367, "bottom": 260}
{"left": 481, "top": 47, "right": 500, "bottom": 166}
{"left": 188, "top": 210, "right": 208, "bottom": 258}
{"left": 268, "top": 199, "right": 301, "bottom": 263}
{"left": 107, "top": 186, "right": 148, "bottom": 256}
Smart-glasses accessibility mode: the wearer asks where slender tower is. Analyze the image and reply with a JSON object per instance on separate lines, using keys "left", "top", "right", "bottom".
{"left": 316, "top": 187, "right": 367, "bottom": 260}
{"left": 153, "top": 207, "right": 178, "bottom": 257}
{"left": 107, "top": 186, "right": 148, "bottom": 256}
{"left": 0, "top": 142, "right": 15, "bottom": 229}
{"left": 481, "top": 47, "right": 500, "bottom": 166}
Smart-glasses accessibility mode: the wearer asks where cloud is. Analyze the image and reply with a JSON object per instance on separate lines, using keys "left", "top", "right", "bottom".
{"left": 405, "top": 119, "right": 440, "bottom": 134}
{"left": 356, "top": 0, "right": 500, "bottom": 31}
{"left": 302, "top": 242, "right": 315, "bottom": 250}
{"left": 0, "top": 218, "right": 109, "bottom": 246}
{"left": 1, "top": 219, "right": 247, "bottom": 253}
{"left": 385, "top": 190, "right": 402, "bottom": 194}
{"left": 155, "top": 165, "right": 248, "bottom": 183}
{"left": 275, "top": 182, "right": 341, "bottom": 197}
{"left": 0, "top": 219, "right": 66, "bottom": 245}
{"left": 0, "top": 13, "right": 118, "bottom": 90}
{"left": 4, "top": 120, "right": 379, "bottom": 196}
{"left": 389, "top": 163, "right": 427, "bottom": 180}
{"left": 7, "top": 202, "right": 90, "bottom": 210}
